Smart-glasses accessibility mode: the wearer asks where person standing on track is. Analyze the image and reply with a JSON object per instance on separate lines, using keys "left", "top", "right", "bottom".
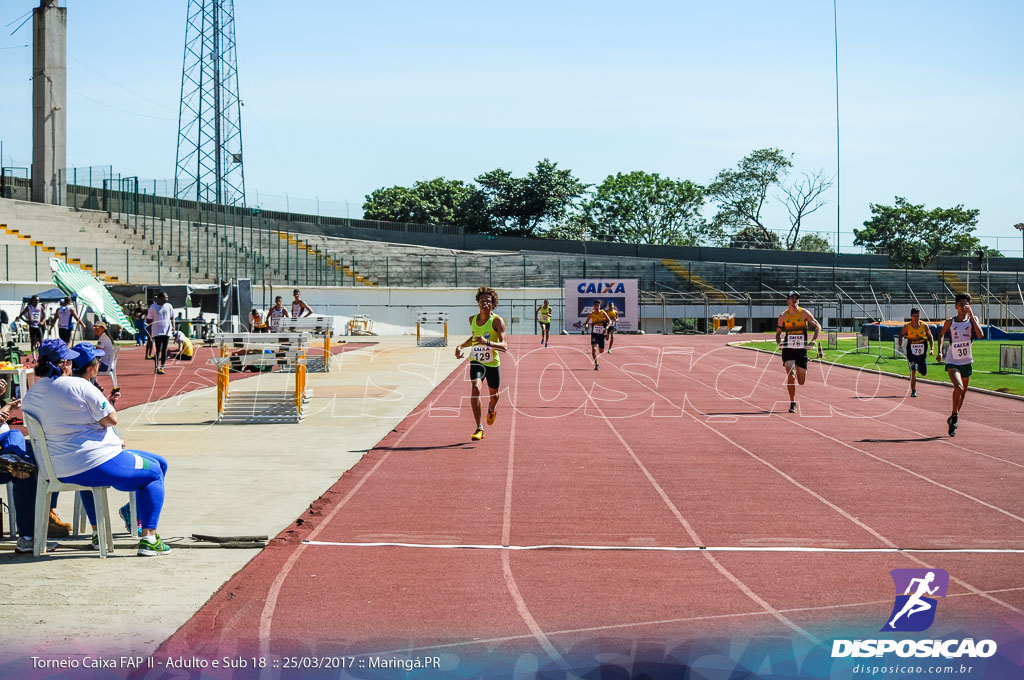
{"left": 455, "top": 286, "right": 507, "bottom": 442}
{"left": 605, "top": 302, "right": 619, "bottom": 354}
{"left": 775, "top": 291, "right": 821, "bottom": 413}
{"left": 583, "top": 300, "right": 612, "bottom": 371}
{"left": 535, "top": 300, "right": 553, "bottom": 348}
{"left": 146, "top": 292, "right": 175, "bottom": 375}
{"left": 935, "top": 292, "right": 983, "bottom": 437}
{"left": 54, "top": 297, "right": 83, "bottom": 345}
{"left": 291, "top": 289, "right": 313, "bottom": 319}
{"left": 898, "top": 308, "right": 933, "bottom": 398}
{"left": 18, "top": 295, "right": 46, "bottom": 359}
{"left": 266, "top": 296, "right": 289, "bottom": 332}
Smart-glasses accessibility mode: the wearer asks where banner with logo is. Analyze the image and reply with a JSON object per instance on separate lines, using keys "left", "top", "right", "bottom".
{"left": 564, "top": 278, "right": 639, "bottom": 332}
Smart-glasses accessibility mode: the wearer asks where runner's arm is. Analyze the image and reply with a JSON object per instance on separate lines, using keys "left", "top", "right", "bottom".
{"left": 967, "top": 306, "right": 984, "bottom": 338}
{"left": 302, "top": 301, "right": 313, "bottom": 317}
{"left": 485, "top": 316, "right": 508, "bottom": 352}
{"left": 803, "top": 309, "right": 822, "bottom": 342}
{"left": 775, "top": 315, "right": 785, "bottom": 346}
{"left": 934, "top": 320, "right": 951, "bottom": 357}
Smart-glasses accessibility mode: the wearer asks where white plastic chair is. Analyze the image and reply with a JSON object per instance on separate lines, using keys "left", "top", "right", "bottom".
{"left": 23, "top": 412, "right": 114, "bottom": 557}
{"left": 96, "top": 346, "right": 120, "bottom": 389}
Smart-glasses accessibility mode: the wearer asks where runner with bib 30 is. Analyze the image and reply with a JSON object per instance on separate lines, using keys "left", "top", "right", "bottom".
{"left": 898, "top": 307, "right": 933, "bottom": 398}
{"left": 775, "top": 290, "right": 821, "bottom": 414}
{"left": 455, "top": 286, "right": 507, "bottom": 442}
{"left": 935, "top": 292, "right": 984, "bottom": 437}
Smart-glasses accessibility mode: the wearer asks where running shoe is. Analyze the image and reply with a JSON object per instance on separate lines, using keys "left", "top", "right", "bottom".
{"left": 911, "top": 390, "right": 917, "bottom": 398}
{"left": 594, "top": 363, "right": 600, "bottom": 371}
{"left": 0, "top": 452, "right": 36, "bottom": 477}
{"left": 157, "top": 367, "right": 166, "bottom": 375}
{"left": 118, "top": 503, "right": 141, "bottom": 536}
{"left": 788, "top": 402, "right": 797, "bottom": 413}
{"left": 471, "top": 427, "right": 485, "bottom": 442}
{"left": 90, "top": 532, "right": 100, "bottom": 550}
{"left": 138, "top": 534, "right": 171, "bottom": 556}
{"left": 947, "top": 414, "right": 956, "bottom": 437}
{"left": 486, "top": 409, "right": 496, "bottom": 426}
{"left": 15, "top": 537, "right": 58, "bottom": 554}
{"left": 48, "top": 510, "right": 71, "bottom": 538}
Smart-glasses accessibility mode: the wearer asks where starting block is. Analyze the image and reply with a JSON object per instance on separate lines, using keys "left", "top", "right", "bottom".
{"left": 417, "top": 311, "right": 449, "bottom": 347}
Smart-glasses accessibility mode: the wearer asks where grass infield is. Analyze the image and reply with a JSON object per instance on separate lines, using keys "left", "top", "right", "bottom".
{"left": 740, "top": 337, "right": 1024, "bottom": 397}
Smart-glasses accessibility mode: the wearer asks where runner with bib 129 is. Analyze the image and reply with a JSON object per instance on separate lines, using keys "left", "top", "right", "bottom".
{"left": 455, "top": 286, "right": 508, "bottom": 442}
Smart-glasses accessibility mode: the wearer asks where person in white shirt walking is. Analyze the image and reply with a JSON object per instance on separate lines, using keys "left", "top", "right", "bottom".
{"left": 146, "top": 292, "right": 175, "bottom": 375}
{"left": 54, "top": 297, "right": 83, "bottom": 345}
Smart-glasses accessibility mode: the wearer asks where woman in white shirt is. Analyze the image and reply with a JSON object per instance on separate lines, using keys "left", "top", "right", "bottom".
{"left": 22, "top": 339, "right": 171, "bottom": 556}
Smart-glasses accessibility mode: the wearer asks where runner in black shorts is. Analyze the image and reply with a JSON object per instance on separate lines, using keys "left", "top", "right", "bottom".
{"left": 584, "top": 300, "right": 612, "bottom": 371}
{"left": 898, "top": 308, "right": 933, "bottom": 398}
{"left": 455, "top": 286, "right": 508, "bottom": 442}
{"left": 775, "top": 291, "right": 821, "bottom": 413}
{"left": 535, "top": 300, "right": 553, "bottom": 348}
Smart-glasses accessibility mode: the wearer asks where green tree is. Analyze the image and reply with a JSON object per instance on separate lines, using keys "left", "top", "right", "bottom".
{"left": 476, "top": 159, "right": 587, "bottom": 236}
{"left": 707, "top": 148, "right": 792, "bottom": 244}
{"left": 362, "top": 178, "right": 490, "bottom": 232}
{"left": 580, "top": 171, "right": 708, "bottom": 246}
{"left": 853, "top": 196, "right": 981, "bottom": 268}
{"left": 729, "top": 225, "right": 782, "bottom": 249}
{"left": 794, "top": 233, "right": 833, "bottom": 253}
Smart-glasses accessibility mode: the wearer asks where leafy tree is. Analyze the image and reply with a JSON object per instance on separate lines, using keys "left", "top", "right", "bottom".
{"left": 476, "top": 159, "right": 587, "bottom": 236}
{"left": 729, "top": 225, "right": 782, "bottom": 249}
{"left": 794, "top": 233, "right": 833, "bottom": 253}
{"left": 362, "top": 178, "right": 490, "bottom": 232}
{"left": 707, "top": 148, "right": 792, "bottom": 243}
{"left": 576, "top": 171, "right": 708, "bottom": 246}
{"left": 544, "top": 213, "right": 591, "bottom": 242}
{"left": 853, "top": 196, "right": 981, "bottom": 268}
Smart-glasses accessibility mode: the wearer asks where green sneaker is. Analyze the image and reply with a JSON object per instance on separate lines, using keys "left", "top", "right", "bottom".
{"left": 137, "top": 534, "right": 171, "bottom": 556}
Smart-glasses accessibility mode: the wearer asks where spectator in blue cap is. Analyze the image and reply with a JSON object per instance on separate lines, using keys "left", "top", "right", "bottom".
{"left": 22, "top": 339, "right": 171, "bottom": 556}
{"left": 71, "top": 343, "right": 121, "bottom": 406}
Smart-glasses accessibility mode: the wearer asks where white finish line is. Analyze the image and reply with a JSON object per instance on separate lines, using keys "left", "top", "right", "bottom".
{"left": 302, "top": 540, "right": 1024, "bottom": 554}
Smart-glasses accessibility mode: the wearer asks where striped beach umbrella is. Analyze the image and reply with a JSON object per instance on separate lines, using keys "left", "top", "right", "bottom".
{"left": 49, "top": 258, "right": 135, "bottom": 335}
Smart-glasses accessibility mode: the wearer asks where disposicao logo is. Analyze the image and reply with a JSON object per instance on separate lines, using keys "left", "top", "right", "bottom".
{"left": 831, "top": 569, "right": 998, "bottom": 659}
{"left": 882, "top": 568, "right": 949, "bottom": 632}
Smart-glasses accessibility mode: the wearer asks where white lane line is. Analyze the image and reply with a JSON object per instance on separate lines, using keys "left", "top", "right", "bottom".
{"left": 302, "top": 540, "right": 1024, "bottom": 554}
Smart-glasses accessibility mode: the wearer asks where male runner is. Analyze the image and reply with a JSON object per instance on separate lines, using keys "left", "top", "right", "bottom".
{"left": 535, "top": 300, "right": 553, "bottom": 348}
{"left": 266, "top": 296, "right": 289, "bottom": 332}
{"left": 54, "top": 297, "right": 83, "bottom": 345}
{"left": 775, "top": 291, "right": 821, "bottom": 413}
{"left": 898, "top": 308, "right": 933, "bottom": 397}
{"left": 606, "top": 302, "right": 619, "bottom": 354}
{"left": 291, "top": 289, "right": 313, "bottom": 319}
{"left": 18, "top": 295, "right": 46, "bottom": 358}
{"left": 583, "top": 300, "right": 612, "bottom": 371}
{"left": 455, "top": 286, "right": 507, "bottom": 442}
{"left": 935, "top": 292, "right": 983, "bottom": 437}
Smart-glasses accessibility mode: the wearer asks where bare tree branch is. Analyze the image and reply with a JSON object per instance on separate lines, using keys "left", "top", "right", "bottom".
{"left": 779, "top": 170, "right": 835, "bottom": 249}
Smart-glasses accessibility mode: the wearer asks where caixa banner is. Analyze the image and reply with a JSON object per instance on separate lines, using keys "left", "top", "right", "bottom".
{"left": 564, "top": 279, "right": 639, "bottom": 333}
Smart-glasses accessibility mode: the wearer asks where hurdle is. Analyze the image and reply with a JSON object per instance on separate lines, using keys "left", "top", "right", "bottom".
{"left": 211, "top": 332, "right": 312, "bottom": 424}
{"left": 348, "top": 315, "right": 376, "bottom": 336}
{"left": 416, "top": 311, "right": 448, "bottom": 347}
{"left": 279, "top": 315, "right": 336, "bottom": 372}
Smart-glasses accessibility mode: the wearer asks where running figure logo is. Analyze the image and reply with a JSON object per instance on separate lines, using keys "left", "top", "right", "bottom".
{"left": 881, "top": 569, "right": 949, "bottom": 632}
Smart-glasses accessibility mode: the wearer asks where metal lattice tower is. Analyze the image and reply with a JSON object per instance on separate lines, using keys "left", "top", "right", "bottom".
{"left": 174, "top": 0, "right": 246, "bottom": 207}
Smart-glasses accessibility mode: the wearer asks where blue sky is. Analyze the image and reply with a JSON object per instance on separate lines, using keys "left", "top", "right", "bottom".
{"left": 1, "top": 1, "right": 1021, "bottom": 254}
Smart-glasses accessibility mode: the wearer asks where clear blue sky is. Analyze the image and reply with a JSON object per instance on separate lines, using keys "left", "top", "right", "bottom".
{"left": 1, "top": 1, "right": 1022, "bottom": 254}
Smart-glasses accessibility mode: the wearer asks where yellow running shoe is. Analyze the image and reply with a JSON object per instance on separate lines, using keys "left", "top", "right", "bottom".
{"left": 486, "top": 409, "right": 496, "bottom": 425}
{"left": 471, "top": 427, "right": 485, "bottom": 441}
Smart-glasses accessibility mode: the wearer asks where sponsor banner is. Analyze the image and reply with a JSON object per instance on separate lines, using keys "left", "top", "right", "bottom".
{"left": 564, "top": 278, "right": 639, "bottom": 332}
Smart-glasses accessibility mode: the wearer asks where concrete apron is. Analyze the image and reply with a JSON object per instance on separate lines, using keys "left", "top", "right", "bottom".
{"left": 0, "top": 338, "right": 464, "bottom": 663}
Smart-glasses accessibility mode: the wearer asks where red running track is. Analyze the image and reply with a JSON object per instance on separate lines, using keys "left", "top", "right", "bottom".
{"left": 156, "top": 335, "right": 1024, "bottom": 665}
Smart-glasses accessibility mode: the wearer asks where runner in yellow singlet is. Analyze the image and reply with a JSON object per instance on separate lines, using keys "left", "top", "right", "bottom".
{"left": 455, "top": 286, "right": 508, "bottom": 441}
{"left": 605, "top": 303, "right": 619, "bottom": 354}
{"left": 583, "top": 300, "right": 612, "bottom": 371}
{"left": 898, "top": 307, "right": 933, "bottom": 398}
{"left": 535, "top": 300, "right": 553, "bottom": 348}
{"left": 774, "top": 290, "right": 821, "bottom": 413}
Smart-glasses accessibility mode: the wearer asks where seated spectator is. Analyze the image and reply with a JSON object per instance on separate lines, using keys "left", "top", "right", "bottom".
{"left": 169, "top": 329, "right": 194, "bottom": 361}
{"left": 22, "top": 339, "right": 171, "bottom": 556}
{"left": 0, "top": 379, "right": 59, "bottom": 553}
{"left": 71, "top": 343, "right": 121, "bottom": 406}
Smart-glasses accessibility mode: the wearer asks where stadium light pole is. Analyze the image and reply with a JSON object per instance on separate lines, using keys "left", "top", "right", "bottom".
{"left": 1015, "top": 223, "right": 1024, "bottom": 260}
{"left": 833, "top": 0, "right": 841, "bottom": 257}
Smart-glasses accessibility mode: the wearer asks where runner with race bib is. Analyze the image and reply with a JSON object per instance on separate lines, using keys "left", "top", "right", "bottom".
{"left": 584, "top": 300, "right": 612, "bottom": 371}
{"left": 536, "top": 300, "right": 553, "bottom": 348}
{"left": 935, "top": 292, "right": 984, "bottom": 437}
{"left": 455, "top": 286, "right": 507, "bottom": 442}
{"left": 775, "top": 290, "right": 822, "bottom": 414}
{"left": 606, "top": 302, "right": 619, "bottom": 354}
{"left": 899, "top": 307, "right": 933, "bottom": 398}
